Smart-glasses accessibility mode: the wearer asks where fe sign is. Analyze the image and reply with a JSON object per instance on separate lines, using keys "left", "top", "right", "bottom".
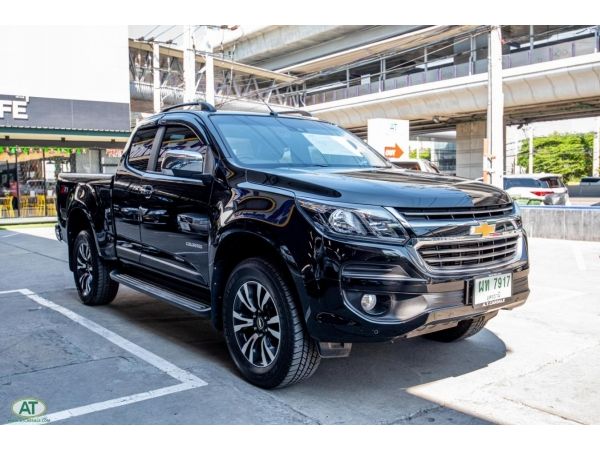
{"left": 367, "top": 118, "right": 409, "bottom": 161}
{"left": 0, "top": 96, "right": 29, "bottom": 120}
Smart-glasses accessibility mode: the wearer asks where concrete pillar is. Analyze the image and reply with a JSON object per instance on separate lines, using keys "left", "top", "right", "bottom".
{"left": 486, "top": 26, "right": 505, "bottom": 188}
{"left": 456, "top": 121, "right": 486, "bottom": 179}
{"left": 183, "top": 25, "right": 196, "bottom": 102}
{"left": 152, "top": 43, "right": 161, "bottom": 113}
{"left": 197, "top": 26, "right": 215, "bottom": 105}
{"left": 593, "top": 117, "right": 600, "bottom": 177}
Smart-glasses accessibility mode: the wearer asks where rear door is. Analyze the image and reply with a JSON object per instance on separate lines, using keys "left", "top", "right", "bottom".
{"left": 112, "top": 126, "right": 160, "bottom": 263}
{"left": 138, "top": 120, "right": 213, "bottom": 285}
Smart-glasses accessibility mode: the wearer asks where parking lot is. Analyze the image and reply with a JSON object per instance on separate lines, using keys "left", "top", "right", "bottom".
{"left": 1, "top": 225, "right": 599, "bottom": 425}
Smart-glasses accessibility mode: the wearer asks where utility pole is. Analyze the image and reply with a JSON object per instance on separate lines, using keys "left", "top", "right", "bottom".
{"left": 485, "top": 25, "right": 505, "bottom": 188}
{"left": 528, "top": 125, "right": 534, "bottom": 174}
{"left": 183, "top": 25, "right": 196, "bottom": 102}
{"left": 593, "top": 117, "right": 600, "bottom": 177}
{"left": 152, "top": 42, "right": 161, "bottom": 113}
{"left": 197, "top": 26, "right": 215, "bottom": 105}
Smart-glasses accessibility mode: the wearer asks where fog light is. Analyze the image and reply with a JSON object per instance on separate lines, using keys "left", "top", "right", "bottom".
{"left": 360, "top": 294, "right": 377, "bottom": 312}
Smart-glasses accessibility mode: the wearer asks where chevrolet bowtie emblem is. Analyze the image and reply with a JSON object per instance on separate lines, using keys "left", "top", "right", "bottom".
{"left": 470, "top": 222, "right": 496, "bottom": 237}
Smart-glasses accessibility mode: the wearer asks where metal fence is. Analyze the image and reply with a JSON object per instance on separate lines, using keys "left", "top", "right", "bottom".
{"left": 305, "top": 36, "right": 598, "bottom": 106}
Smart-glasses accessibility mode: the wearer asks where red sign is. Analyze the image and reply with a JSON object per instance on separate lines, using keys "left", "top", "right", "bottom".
{"left": 106, "top": 148, "right": 124, "bottom": 158}
{"left": 384, "top": 143, "right": 404, "bottom": 159}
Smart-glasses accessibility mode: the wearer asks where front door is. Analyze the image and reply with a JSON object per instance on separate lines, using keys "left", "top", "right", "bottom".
{"left": 138, "top": 122, "right": 212, "bottom": 285}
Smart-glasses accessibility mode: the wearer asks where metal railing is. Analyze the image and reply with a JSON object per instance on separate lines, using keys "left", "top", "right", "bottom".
{"left": 304, "top": 36, "right": 598, "bottom": 106}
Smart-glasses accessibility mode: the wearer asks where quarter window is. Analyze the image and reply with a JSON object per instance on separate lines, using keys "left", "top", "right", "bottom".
{"left": 128, "top": 127, "right": 157, "bottom": 171}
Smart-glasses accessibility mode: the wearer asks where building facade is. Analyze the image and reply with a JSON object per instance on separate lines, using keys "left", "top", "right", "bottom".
{"left": 0, "top": 26, "right": 131, "bottom": 219}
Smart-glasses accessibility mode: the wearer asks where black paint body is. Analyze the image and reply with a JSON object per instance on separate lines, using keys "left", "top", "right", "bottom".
{"left": 56, "top": 110, "right": 529, "bottom": 343}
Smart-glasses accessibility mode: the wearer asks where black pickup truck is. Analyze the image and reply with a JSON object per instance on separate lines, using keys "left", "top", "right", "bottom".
{"left": 55, "top": 102, "right": 529, "bottom": 388}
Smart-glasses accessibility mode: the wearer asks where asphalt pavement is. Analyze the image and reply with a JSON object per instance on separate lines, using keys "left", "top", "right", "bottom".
{"left": 0, "top": 225, "right": 599, "bottom": 424}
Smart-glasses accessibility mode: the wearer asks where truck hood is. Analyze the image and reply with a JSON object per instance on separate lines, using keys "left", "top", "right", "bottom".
{"left": 246, "top": 166, "right": 512, "bottom": 208}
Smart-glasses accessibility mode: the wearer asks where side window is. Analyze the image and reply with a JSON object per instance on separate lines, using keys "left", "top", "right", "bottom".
{"left": 156, "top": 126, "right": 208, "bottom": 173}
{"left": 128, "top": 127, "right": 157, "bottom": 171}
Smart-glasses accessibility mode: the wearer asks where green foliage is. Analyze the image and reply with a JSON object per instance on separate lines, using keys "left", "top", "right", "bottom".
{"left": 517, "top": 133, "right": 593, "bottom": 182}
{"left": 409, "top": 148, "right": 431, "bottom": 160}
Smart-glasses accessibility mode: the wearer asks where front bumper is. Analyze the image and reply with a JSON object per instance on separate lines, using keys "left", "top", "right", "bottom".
{"left": 300, "top": 232, "right": 530, "bottom": 343}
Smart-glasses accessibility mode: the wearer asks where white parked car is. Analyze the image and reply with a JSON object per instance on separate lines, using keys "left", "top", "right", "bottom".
{"left": 392, "top": 158, "right": 440, "bottom": 173}
{"left": 503, "top": 174, "right": 570, "bottom": 205}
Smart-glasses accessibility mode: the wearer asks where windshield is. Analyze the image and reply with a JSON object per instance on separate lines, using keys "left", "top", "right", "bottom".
{"left": 210, "top": 114, "right": 390, "bottom": 169}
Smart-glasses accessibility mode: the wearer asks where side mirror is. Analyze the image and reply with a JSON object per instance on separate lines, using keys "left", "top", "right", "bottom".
{"left": 160, "top": 150, "right": 204, "bottom": 179}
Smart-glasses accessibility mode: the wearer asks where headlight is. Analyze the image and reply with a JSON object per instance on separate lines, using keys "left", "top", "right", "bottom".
{"left": 297, "top": 199, "right": 407, "bottom": 243}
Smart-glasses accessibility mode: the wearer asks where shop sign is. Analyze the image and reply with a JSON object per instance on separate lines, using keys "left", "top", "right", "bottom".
{"left": 0, "top": 96, "right": 29, "bottom": 120}
{"left": 106, "top": 148, "right": 124, "bottom": 158}
{"left": 0, "top": 93, "right": 129, "bottom": 131}
{"left": 0, "top": 146, "right": 87, "bottom": 155}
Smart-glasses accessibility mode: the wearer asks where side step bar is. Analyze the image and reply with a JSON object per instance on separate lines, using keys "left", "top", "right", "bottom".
{"left": 110, "top": 271, "right": 211, "bottom": 317}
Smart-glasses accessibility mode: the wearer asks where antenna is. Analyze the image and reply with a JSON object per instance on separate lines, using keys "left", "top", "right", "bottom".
{"left": 260, "top": 99, "right": 278, "bottom": 117}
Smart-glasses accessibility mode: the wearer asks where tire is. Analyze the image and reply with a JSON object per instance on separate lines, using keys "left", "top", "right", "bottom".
{"left": 72, "top": 230, "right": 119, "bottom": 306}
{"left": 422, "top": 315, "right": 490, "bottom": 343}
{"left": 223, "top": 258, "right": 321, "bottom": 389}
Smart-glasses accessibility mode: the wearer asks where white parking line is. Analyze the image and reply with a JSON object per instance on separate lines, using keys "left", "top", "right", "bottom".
{"left": 570, "top": 245, "right": 587, "bottom": 271}
{"left": 0, "top": 289, "right": 207, "bottom": 424}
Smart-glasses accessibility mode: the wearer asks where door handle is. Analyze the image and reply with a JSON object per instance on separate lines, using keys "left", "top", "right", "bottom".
{"left": 139, "top": 185, "right": 154, "bottom": 198}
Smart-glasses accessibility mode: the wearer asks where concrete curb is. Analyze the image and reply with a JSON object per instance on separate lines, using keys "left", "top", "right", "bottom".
{"left": 521, "top": 206, "right": 600, "bottom": 241}
{"left": 0, "top": 216, "right": 57, "bottom": 226}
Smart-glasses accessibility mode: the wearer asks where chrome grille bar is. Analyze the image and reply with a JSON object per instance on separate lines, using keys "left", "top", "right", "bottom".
{"left": 419, "top": 237, "right": 519, "bottom": 255}
{"left": 416, "top": 233, "right": 520, "bottom": 269}
{"left": 423, "top": 247, "right": 516, "bottom": 264}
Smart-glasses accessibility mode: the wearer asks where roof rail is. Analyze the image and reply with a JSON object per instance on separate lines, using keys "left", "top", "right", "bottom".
{"left": 277, "top": 109, "right": 313, "bottom": 118}
{"left": 160, "top": 101, "right": 217, "bottom": 113}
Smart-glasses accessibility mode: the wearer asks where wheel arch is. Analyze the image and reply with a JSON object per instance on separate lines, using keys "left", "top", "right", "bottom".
{"left": 210, "top": 230, "right": 306, "bottom": 331}
{"left": 66, "top": 207, "right": 100, "bottom": 272}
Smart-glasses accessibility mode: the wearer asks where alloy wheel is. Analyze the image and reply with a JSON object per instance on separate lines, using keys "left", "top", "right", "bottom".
{"left": 76, "top": 242, "right": 94, "bottom": 296}
{"left": 232, "top": 281, "right": 281, "bottom": 368}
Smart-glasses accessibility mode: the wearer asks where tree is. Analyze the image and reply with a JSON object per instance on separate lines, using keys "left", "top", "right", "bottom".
{"left": 517, "top": 132, "right": 593, "bottom": 182}
{"left": 409, "top": 148, "right": 431, "bottom": 160}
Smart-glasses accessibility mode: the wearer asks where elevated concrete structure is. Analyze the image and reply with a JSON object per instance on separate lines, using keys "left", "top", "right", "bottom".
{"left": 305, "top": 52, "right": 600, "bottom": 128}
{"left": 456, "top": 121, "right": 487, "bottom": 179}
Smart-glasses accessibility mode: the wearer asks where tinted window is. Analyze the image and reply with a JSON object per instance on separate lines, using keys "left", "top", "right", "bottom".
{"left": 128, "top": 127, "right": 157, "bottom": 171}
{"left": 541, "top": 177, "right": 564, "bottom": 188}
{"left": 156, "top": 126, "right": 207, "bottom": 172}
{"left": 211, "top": 115, "right": 389, "bottom": 169}
{"left": 504, "top": 178, "right": 546, "bottom": 189}
{"left": 581, "top": 177, "right": 600, "bottom": 184}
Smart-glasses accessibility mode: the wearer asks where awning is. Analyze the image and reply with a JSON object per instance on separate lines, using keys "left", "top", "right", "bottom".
{"left": 277, "top": 26, "right": 480, "bottom": 74}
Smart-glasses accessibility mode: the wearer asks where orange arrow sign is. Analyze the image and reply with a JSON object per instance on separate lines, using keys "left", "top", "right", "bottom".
{"left": 384, "top": 143, "right": 404, "bottom": 159}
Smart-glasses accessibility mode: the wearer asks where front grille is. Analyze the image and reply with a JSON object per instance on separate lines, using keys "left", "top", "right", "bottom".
{"left": 417, "top": 234, "right": 520, "bottom": 269}
{"left": 398, "top": 204, "right": 513, "bottom": 221}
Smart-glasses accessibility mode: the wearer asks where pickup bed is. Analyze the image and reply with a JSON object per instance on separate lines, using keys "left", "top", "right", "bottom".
{"left": 56, "top": 102, "right": 529, "bottom": 388}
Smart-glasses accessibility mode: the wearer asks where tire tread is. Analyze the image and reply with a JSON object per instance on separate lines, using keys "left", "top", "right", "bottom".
{"left": 224, "top": 257, "right": 320, "bottom": 388}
